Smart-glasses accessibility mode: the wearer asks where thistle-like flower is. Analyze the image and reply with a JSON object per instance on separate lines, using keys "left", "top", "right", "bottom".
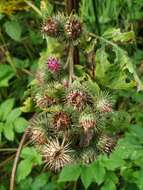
{"left": 80, "top": 147, "right": 97, "bottom": 164}
{"left": 35, "top": 94, "right": 55, "bottom": 109}
{"left": 41, "top": 17, "right": 60, "bottom": 37}
{"left": 43, "top": 138, "right": 73, "bottom": 171}
{"left": 35, "top": 69, "right": 45, "bottom": 86}
{"left": 79, "top": 113, "right": 96, "bottom": 132}
{"left": 27, "top": 126, "right": 47, "bottom": 145}
{"left": 64, "top": 16, "right": 82, "bottom": 40}
{"left": 66, "top": 89, "right": 89, "bottom": 111}
{"left": 27, "top": 113, "right": 50, "bottom": 144}
{"left": 53, "top": 111, "right": 71, "bottom": 130}
{"left": 96, "top": 91, "right": 113, "bottom": 113}
{"left": 97, "top": 133, "right": 116, "bottom": 154}
{"left": 47, "top": 57, "right": 61, "bottom": 73}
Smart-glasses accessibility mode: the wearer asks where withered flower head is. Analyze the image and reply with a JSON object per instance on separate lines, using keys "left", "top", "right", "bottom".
{"left": 66, "top": 90, "right": 88, "bottom": 111}
{"left": 96, "top": 92, "right": 113, "bottom": 113}
{"left": 42, "top": 17, "right": 60, "bottom": 37}
{"left": 64, "top": 16, "right": 82, "bottom": 40}
{"left": 43, "top": 138, "right": 73, "bottom": 171}
{"left": 97, "top": 134, "right": 116, "bottom": 154}
{"left": 27, "top": 126, "right": 47, "bottom": 145}
{"left": 79, "top": 113, "right": 96, "bottom": 132}
{"left": 53, "top": 111, "right": 71, "bottom": 130}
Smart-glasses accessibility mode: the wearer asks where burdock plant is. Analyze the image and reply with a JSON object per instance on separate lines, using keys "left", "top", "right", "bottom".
{"left": 23, "top": 12, "right": 120, "bottom": 172}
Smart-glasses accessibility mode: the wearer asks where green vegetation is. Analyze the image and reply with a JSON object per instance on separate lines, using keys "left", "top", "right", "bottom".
{"left": 0, "top": 1, "right": 143, "bottom": 190}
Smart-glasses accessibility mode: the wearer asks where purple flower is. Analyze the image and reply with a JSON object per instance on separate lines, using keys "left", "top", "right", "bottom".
{"left": 47, "top": 57, "right": 60, "bottom": 72}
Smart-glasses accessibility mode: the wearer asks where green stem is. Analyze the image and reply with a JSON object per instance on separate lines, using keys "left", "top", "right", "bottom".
{"left": 24, "top": 0, "right": 42, "bottom": 17}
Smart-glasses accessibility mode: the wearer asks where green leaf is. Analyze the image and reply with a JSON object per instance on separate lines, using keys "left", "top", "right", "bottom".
{"left": 4, "top": 20, "right": 22, "bottom": 41}
{"left": 58, "top": 164, "right": 81, "bottom": 182}
{"left": 21, "top": 147, "right": 42, "bottom": 165}
{"left": 0, "top": 98, "right": 14, "bottom": 121}
{"left": 20, "top": 97, "right": 35, "bottom": 113}
{"left": 101, "top": 172, "right": 118, "bottom": 190}
{"left": 18, "top": 177, "right": 33, "bottom": 190}
{"left": 0, "top": 64, "right": 14, "bottom": 87}
{"left": 95, "top": 47, "right": 111, "bottom": 80}
{"left": 14, "top": 117, "right": 28, "bottom": 133}
{"left": 103, "top": 28, "right": 135, "bottom": 43}
{"left": 80, "top": 165, "right": 95, "bottom": 189}
{"left": 92, "top": 160, "right": 106, "bottom": 185}
{"left": 103, "top": 154, "right": 125, "bottom": 170}
{"left": 3, "top": 123, "right": 14, "bottom": 141}
{"left": 101, "top": 180, "right": 116, "bottom": 190}
{"left": 31, "top": 173, "right": 50, "bottom": 190}
{"left": 133, "top": 170, "right": 143, "bottom": 190}
{"left": 7, "top": 108, "right": 21, "bottom": 123}
{"left": 17, "top": 159, "right": 33, "bottom": 182}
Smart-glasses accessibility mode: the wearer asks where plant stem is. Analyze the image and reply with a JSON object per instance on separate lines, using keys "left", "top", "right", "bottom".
{"left": 10, "top": 132, "right": 27, "bottom": 190}
{"left": 65, "top": 0, "right": 80, "bottom": 84}
{"left": 24, "top": 0, "right": 42, "bottom": 17}
{"left": 69, "top": 44, "right": 74, "bottom": 85}
{"left": 0, "top": 155, "right": 15, "bottom": 168}
{"left": 0, "top": 148, "right": 17, "bottom": 152}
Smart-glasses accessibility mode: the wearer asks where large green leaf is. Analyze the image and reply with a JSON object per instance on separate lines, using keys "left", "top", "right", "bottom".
{"left": 4, "top": 20, "right": 22, "bottom": 41}
{"left": 103, "top": 28, "right": 135, "bottom": 43}
{"left": 95, "top": 47, "right": 111, "bottom": 80}
{"left": 7, "top": 108, "right": 21, "bottom": 123}
{"left": 14, "top": 117, "right": 28, "bottom": 133}
{"left": 80, "top": 165, "right": 95, "bottom": 189}
{"left": 17, "top": 159, "right": 33, "bottom": 182}
{"left": 31, "top": 173, "right": 50, "bottom": 190}
{"left": 0, "top": 98, "right": 14, "bottom": 121}
{"left": 58, "top": 164, "right": 81, "bottom": 182}
{"left": 134, "top": 170, "right": 143, "bottom": 190}
{"left": 101, "top": 172, "right": 118, "bottom": 190}
{"left": 92, "top": 160, "right": 106, "bottom": 185}
{"left": 101, "top": 180, "right": 116, "bottom": 190}
{"left": 103, "top": 154, "right": 125, "bottom": 171}
{"left": 21, "top": 147, "right": 42, "bottom": 164}
{"left": 3, "top": 123, "right": 14, "bottom": 141}
{"left": 0, "top": 65, "right": 14, "bottom": 87}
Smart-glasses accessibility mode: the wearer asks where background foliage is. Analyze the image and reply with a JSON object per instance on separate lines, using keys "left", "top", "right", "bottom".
{"left": 0, "top": 0, "right": 143, "bottom": 190}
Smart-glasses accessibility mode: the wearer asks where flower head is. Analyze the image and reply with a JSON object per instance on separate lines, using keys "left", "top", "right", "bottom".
{"left": 97, "top": 134, "right": 116, "bottom": 154}
{"left": 53, "top": 111, "right": 71, "bottom": 130}
{"left": 43, "top": 138, "right": 73, "bottom": 171}
{"left": 96, "top": 91, "right": 113, "bottom": 113}
{"left": 66, "top": 90, "right": 88, "bottom": 111}
{"left": 47, "top": 57, "right": 60, "bottom": 72}
{"left": 79, "top": 113, "right": 96, "bottom": 132}
{"left": 27, "top": 126, "right": 47, "bottom": 145}
{"left": 64, "top": 16, "right": 82, "bottom": 40}
{"left": 42, "top": 17, "right": 60, "bottom": 37}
